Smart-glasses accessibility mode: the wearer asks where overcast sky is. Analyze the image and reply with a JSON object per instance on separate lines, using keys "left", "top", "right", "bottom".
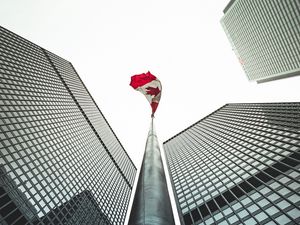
{"left": 1, "top": 0, "right": 299, "bottom": 224}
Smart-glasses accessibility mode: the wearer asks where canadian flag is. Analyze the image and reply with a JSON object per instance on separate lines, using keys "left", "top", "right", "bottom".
{"left": 130, "top": 71, "right": 162, "bottom": 117}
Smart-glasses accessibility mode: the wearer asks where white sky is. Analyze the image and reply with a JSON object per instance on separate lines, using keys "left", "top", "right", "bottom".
{"left": 1, "top": 0, "right": 299, "bottom": 224}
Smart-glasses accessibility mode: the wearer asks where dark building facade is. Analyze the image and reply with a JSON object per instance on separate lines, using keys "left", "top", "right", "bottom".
{"left": 164, "top": 103, "right": 300, "bottom": 225}
{"left": 1, "top": 164, "right": 38, "bottom": 225}
{"left": 36, "top": 190, "right": 111, "bottom": 225}
{"left": 0, "top": 26, "right": 136, "bottom": 225}
{"left": 221, "top": 0, "right": 300, "bottom": 83}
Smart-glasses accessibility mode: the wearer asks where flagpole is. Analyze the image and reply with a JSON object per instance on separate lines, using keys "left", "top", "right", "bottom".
{"left": 128, "top": 117, "right": 175, "bottom": 225}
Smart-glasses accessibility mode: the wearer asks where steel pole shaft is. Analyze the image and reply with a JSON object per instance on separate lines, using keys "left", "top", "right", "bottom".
{"left": 128, "top": 119, "right": 175, "bottom": 225}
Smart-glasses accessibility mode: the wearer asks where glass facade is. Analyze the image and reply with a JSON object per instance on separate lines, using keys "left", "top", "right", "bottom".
{"left": 164, "top": 103, "right": 300, "bottom": 225}
{"left": 221, "top": 0, "right": 300, "bottom": 82}
{"left": 0, "top": 26, "right": 136, "bottom": 225}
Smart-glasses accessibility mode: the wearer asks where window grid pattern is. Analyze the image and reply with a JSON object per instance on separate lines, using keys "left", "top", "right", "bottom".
{"left": 0, "top": 26, "right": 136, "bottom": 225}
{"left": 45, "top": 50, "right": 136, "bottom": 186}
{"left": 220, "top": 0, "right": 300, "bottom": 82}
{"left": 164, "top": 103, "right": 300, "bottom": 225}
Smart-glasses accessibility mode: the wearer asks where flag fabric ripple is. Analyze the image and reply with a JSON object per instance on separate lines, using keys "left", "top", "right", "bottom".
{"left": 130, "top": 71, "right": 162, "bottom": 117}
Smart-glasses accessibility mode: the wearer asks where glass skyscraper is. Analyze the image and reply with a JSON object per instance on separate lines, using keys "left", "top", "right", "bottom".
{"left": 221, "top": 0, "right": 300, "bottom": 83}
{"left": 0, "top": 26, "right": 136, "bottom": 225}
{"left": 164, "top": 103, "right": 300, "bottom": 225}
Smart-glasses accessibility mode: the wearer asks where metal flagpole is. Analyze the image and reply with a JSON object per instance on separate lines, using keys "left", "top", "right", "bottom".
{"left": 128, "top": 118, "right": 175, "bottom": 225}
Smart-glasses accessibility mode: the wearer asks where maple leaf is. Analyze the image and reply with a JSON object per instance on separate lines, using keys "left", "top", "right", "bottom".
{"left": 146, "top": 86, "right": 160, "bottom": 96}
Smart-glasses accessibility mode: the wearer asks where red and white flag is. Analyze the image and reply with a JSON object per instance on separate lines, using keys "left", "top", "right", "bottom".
{"left": 130, "top": 71, "right": 162, "bottom": 117}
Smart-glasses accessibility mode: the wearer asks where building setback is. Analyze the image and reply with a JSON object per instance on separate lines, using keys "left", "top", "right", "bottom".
{"left": 164, "top": 103, "right": 300, "bottom": 225}
{"left": 221, "top": 0, "right": 300, "bottom": 83}
{"left": 1, "top": 164, "right": 38, "bottom": 224}
{"left": 0, "top": 26, "right": 136, "bottom": 225}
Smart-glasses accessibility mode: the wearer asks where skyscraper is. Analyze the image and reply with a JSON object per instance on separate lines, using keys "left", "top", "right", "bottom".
{"left": 164, "top": 103, "right": 300, "bottom": 225}
{"left": 221, "top": 0, "right": 300, "bottom": 83}
{"left": 0, "top": 26, "right": 136, "bottom": 225}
